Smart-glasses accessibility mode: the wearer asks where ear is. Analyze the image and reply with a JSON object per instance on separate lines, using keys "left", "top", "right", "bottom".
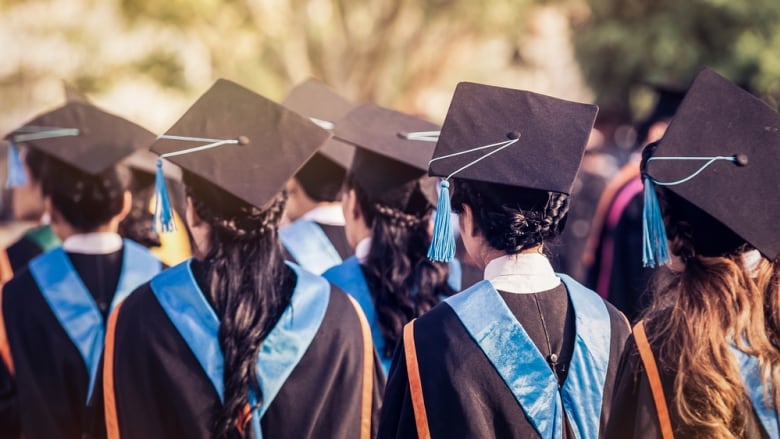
{"left": 117, "top": 190, "right": 133, "bottom": 221}
{"left": 345, "top": 189, "right": 362, "bottom": 221}
{"left": 461, "top": 203, "right": 477, "bottom": 238}
{"left": 185, "top": 196, "right": 203, "bottom": 229}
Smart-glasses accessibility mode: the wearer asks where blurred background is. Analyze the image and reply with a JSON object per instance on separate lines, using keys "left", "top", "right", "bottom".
{"left": 2, "top": 0, "right": 780, "bottom": 282}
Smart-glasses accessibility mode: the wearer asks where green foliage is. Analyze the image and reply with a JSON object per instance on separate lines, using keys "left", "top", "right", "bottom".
{"left": 574, "top": 0, "right": 780, "bottom": 120}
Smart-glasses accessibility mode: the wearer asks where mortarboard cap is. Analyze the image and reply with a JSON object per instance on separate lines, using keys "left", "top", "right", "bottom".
{"left": 425, "top": 82, "right": 598, "bottom": 261}
{"left": 642, "top": 67, "right": 780, "bottom": 265}
{"left": 150, "top": 79, "right": 331, "bottom": 231}
{"left": 283, "top": 79, "right": 356, "bottom": 201}
{"left": 283, "top": 78, "right": 355, "bottom": 170}
{"left": 429, "top": 82, "right": 598, "bottom": 193}
{"left": 334, "top": 104, "right": 440, "bottom": 208}
{"left": 4, "top": 101, "right": 155, "bottom": 180}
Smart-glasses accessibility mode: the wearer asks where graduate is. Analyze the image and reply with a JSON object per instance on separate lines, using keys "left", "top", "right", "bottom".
{"left": 322, "top": 103, "right": 470, "bottom": 376}
{"left": 605, "top": 68, "right": 780, "bottom": 438}
{"left": 103, "top": 79, "right": 382, "bottom": 439}
{"left": 0, "top": 144, "right": 59, "bottom": 281}
{"left": 278, "top": 79, "right": 355, "bottom": 274}
{"left": 378, "top": 82, "right": 631, "bottom": 439}
{"left": 0, "top": 100, "right": 164, "bottom": 438}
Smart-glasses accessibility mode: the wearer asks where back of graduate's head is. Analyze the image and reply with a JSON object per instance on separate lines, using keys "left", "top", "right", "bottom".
{"left": 43, "top": 157, "right": 131, "bottom": 234}
{"left": 344, "top": 172, "right": 454, "bottom": 357}
{"left": 118, "top": 168, "right": 160, "bottom": 248}
{"left": 451, "top": 178, "right": 570, "bottom": 256}
{"left": 284, "top": 154, "right": 346, "bottom": 221}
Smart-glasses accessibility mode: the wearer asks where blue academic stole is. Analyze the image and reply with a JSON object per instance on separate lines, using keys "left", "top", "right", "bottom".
{"left": 731, "top": 345, "right": 780, "bottom": 439}
{"left": 445, "top": 274, "right": 611, "bottom": 439}
{"left": 150, "top": 260, "right": 330, "bottom": 439}
{"left": 29, "top": 240, "right": 162, "bottom": 403}
{"left": 323, "top": 256, "right": 464, "bottom": 375}
{"left": 279, "top": 219, "right": 342, "bottom": 274}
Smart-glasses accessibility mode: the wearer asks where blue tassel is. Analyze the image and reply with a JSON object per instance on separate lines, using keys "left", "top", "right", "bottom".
{"left": 5, "top": 143, "right": 28, "bottom": 188}
{"left": 642, "top": 177, "right": 670, "bottom": 267}
{"left": 428, "top": 180, "right": 456, "bottom": 262}
{"left": 153, "top": 159, "right": 176, "bottom": 233}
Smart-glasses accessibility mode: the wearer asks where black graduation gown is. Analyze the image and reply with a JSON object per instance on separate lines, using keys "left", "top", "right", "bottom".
{"left": 282, "top": 222, "right": 353, "bottom": 263}
{"left": 2, "top": 225, "right": 59, "bottom": 276}
{"left": 107, "top": 262, "right": 384, "bottom": 439}
{"left": 0, "top": 249, "right": 125, "bottom": 439}
{"left": 378, "top": 283, "right": 630, "bottom": 439}
{"left": 604, "top": 321, "right": 769, "bottom": 438}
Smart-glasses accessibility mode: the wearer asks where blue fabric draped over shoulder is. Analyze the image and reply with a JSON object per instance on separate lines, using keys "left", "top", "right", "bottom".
{"left": 279, "top": 219, "right": 342, "bottom": 275}
{"left": 731, "top": 344, "right": 780, "bottom": 439}
{"left": 444, "top": 274, "right": 611, "bottom": 439}
{"left": 323, "top": 255, "right": 465, "bottom": 375}
{"left": 29, "top": 239, "right": 161, "bottom": 403}
{"left": 150, "top": 260, "right": 330, "bottom": 439}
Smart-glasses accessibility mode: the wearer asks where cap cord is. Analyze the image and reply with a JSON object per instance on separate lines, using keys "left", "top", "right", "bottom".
{"left": 426, "top": 136, "right": 521, "bottom": 262}
{"left": 642, "top": 154, "right": 742, "bottom": 267}
{"left": 153, "top": 134, "right": 244, "bottom": 233}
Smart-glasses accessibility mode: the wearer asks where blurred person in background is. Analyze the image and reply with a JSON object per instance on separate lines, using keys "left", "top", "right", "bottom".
{"left": 606, "top": 68, "right": 780, "bottom": 438}
{"left": 322, "top": 104, "right": 459, "bottom": 376}
{"left": 0, "top": 100, "right": 163, "bottom": 438}
{"left": 583, "top": 84, "right": 686, "bottom": 322}
{"left": 279, "top": 79, "right": 355, "bottom": 274}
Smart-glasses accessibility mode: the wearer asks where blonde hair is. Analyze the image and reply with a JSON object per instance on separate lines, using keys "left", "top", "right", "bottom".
{"left": 644, "top": 239, "right": 780, "bottom": 438}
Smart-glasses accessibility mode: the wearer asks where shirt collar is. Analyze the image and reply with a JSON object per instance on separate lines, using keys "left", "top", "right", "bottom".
{"left": 484, "top": 252, "right": 560, "bottom": 294}
{"left": 301, "top": 204, "right": 345, "bottom": 226}
{"left": 355, "top": 237, "right": 371, "bottom": 264}
{"left": 62, "top": 232, "right": 123, "bottom": 255}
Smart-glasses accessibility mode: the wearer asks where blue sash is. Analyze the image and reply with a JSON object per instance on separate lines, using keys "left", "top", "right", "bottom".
{"left": 324, "top": 256, "right": 466, "bottom": 375}
{"left": 29, "top": 240, "right": 161, "bottom": 403}
{"left": 445, "top": 274, "right": 611, "bottom": 439}
{"left": 279, "top": 219, "right": 342, "bottom": 274}
{"left": 731, "top": 345, "right": 780, "bottom": 439}
{"left": 323, "top": 256, "right": 389, "bottom": 374}
{"left": 151, "top": 260, "right": 330, "bottom": 439}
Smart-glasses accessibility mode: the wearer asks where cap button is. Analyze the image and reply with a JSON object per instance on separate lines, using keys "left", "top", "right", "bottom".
{"left": 237, "top": 136, "right": 250, "bottom": 145}
{"left": 734, "top": 153, "right": 749, "bottom": 167}
{"left": 507, "top": 131, "right": 521, "bottom": 140}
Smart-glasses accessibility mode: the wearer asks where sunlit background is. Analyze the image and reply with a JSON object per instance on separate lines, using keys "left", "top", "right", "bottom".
{"left": 4, "top": 0, "right": 779, "bottom": 136}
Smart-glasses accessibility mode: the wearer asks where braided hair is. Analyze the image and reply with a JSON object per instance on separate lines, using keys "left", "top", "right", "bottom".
{"left": 348, "top": 175, "right": 455, "bottom": 358}
{"left": 450, "top": 178, "right": 570, "bottom": 254}
{"left": 184, "top": 171, "right": 290, "bottom": 438}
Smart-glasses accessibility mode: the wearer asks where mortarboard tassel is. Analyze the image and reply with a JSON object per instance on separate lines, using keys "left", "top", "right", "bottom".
{"left": 5, "top": 143, "right": 28, "bottom": 188}
{"left": 153, "top": 159, "right": 176, "bottom": 233}
{"left": 642, "top": 176, "right": 670, "bottom": 267}
{"left": 428, "top": 180, "right": 456, "bottom": 262}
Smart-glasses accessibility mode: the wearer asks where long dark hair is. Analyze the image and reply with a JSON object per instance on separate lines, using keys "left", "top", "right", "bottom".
{"left": 118, "top": 169, "right": 160, "bottom": 248}
{"left": 184, "top": 171, "right": 290, "bottom": 438}
{"left": 450, "top": 178, "right": 570, "bottom": 255}
{"left": 347, "top": 175, "right": 454, "bottom": 357}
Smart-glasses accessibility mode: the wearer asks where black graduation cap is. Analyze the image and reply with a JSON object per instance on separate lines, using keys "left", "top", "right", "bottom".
{"left": 4, "top": 101, "right": 155, "bottom": 178}
{"left": 283, "top": 79, "right": 356, "bottom": 201}
{"left": 429, "top": 82, "right": 598, "bottom": 194}
{"left": 149, "top": 79, "right": 331, "bottom": 230}
{"left": 643, "top": 67, "right": 780, "bottom": 263}
{"left": 283, "top": 78, "right": 355, "bottom": 170}
{"left": 425, "top": 82, "right": 598, "bottom": 261}
{"left": 333, "top": 103, "right": 440, "bottom": 208}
